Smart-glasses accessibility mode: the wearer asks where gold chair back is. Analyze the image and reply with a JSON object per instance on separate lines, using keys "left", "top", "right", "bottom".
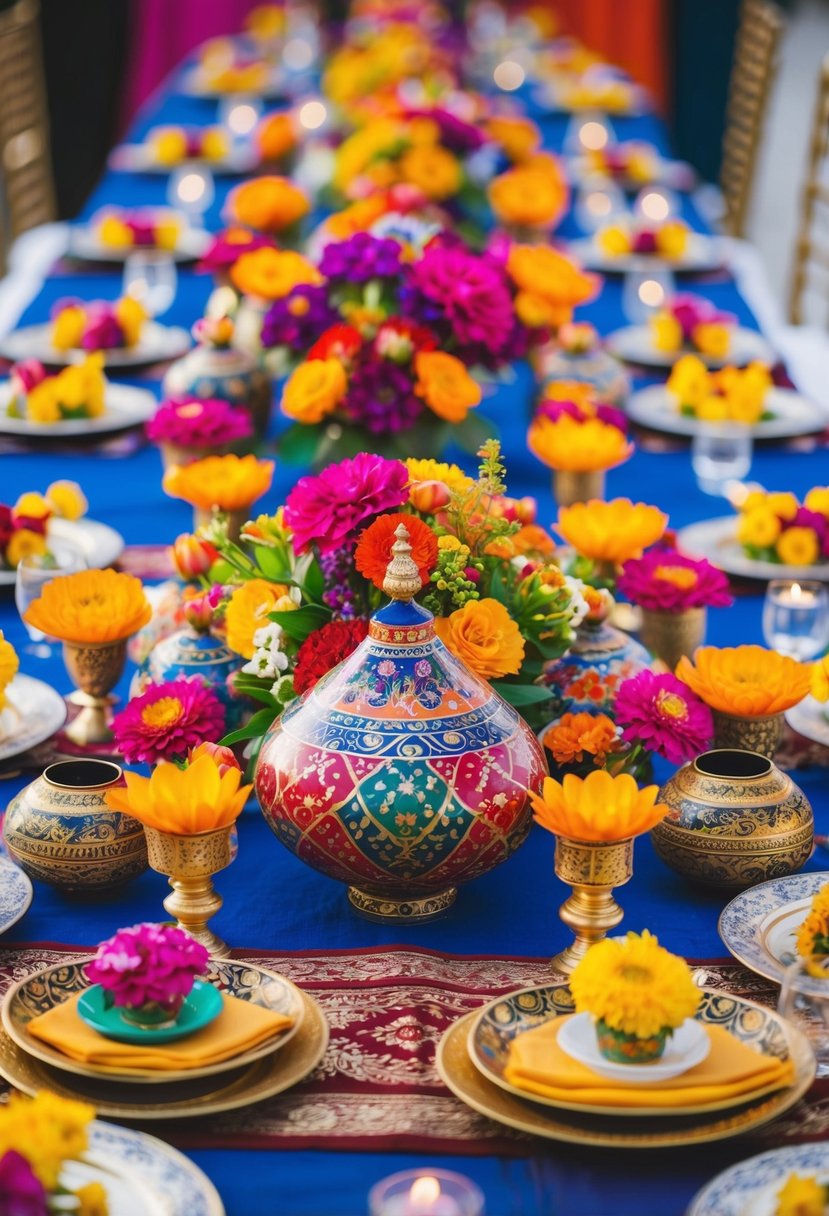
{"left": 789, "top": 54, "right": 829, "bottom": 325}
{"left": 720, "top": 0, "right": 785, "bottom": 238}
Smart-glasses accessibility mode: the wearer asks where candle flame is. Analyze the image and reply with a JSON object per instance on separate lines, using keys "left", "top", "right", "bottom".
{"left": 410, "top": 1177, "right": 441, "bottom": 1205}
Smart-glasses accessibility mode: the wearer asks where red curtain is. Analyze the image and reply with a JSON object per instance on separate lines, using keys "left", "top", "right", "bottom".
{"left": 553, "top": 0, "right": 670, "bottom": 113}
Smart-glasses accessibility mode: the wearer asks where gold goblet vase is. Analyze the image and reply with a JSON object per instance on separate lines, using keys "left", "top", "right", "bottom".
{"left": 551, "top": 834, "right": 634, "bottom": 974}
{"left": 553, "top": 469, "right": 605, "bottom": 509}
{"left": 62, "top": 638, "right": 128, "bottom": 746}
{"left": 143, "top": 823, "right": 236, "bottom": 957}
{"left": 639, "top": 606, "right": 706, "bottom": 671}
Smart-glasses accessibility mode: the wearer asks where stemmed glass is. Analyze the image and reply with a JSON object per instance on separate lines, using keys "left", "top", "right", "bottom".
{"left": 762, "top": 580, "right": 829, "bottom": 661}
{"left": 622, "top": 267, "right": 675, "bottom": 325}
{"left": 15, "top": 542, "right": 87, "bottom": 658}
{"left": 122, "top": 250, "right": 178, "bottom": 318}
{"left": 779, "top": 955, "right": 829, "bottom": 1077}
{"left": 691, "top": 426, "right": 753, "bottom": 496}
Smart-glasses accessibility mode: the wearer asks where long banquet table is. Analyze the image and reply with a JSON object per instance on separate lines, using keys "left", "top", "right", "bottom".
{"left": 1, "top": 52, "right": 828, "bottom": 1216}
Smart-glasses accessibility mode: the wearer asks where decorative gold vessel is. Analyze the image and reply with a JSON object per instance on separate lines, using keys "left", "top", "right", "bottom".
{"left": 639, "top": 606, "right": 706, "bottom": 671}
{"left": 652, "top": 749, "right": 813, "bottom": 889}
{"left": 550, "top": 835, "right": 634, "bottom": 973}
{"left": 143, "top": 823, "right": 236, "bottom": 957}
{"left": 63, "top": 638, "right": 128, "bottom": 746}
{"left": 710, "top": 708, "right": 784, "bottom": 759}
{"left": 553, "top": 469, "right": 605, "bottom": 508}
{"left": 2, "top": 759, "right": 147, "bottom": 892}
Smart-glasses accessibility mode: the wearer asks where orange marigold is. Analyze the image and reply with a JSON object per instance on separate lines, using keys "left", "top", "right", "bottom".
{"left": 543, "top": 712, "right": 617, "bottom": 767}
{"left": 163, "top": 454, "right": 274, "bottom": 513}
{"left": 355, "top": 514, "right": 438, "bottom": 590}
{"left": 227, "top": 175, "right": 309, "bottom": 233}
{"left": 23, "top": 568, "right": 151, "bottom": 645}
{"left": 675, "top": 645, "right": 812, "bottom": 717}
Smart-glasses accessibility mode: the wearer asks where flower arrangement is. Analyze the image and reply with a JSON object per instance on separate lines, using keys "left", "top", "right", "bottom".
{"left": 737, "top": 489, "right": 829, "bottom": 567}
{"left": 528, "top": 395, "right": 632, "bottom": 475}
{"left": 323, "top": 22, "right": 451, "bottom": 113}
{"left": 796, "top": 882, "right": 829, "bottom": 959}
{"left": 773, "top": 1176, "right": 828, "bottom": 1216}
{"left": 112, "top": 677, "right": 227, "bottom": 764}
{"left": 488, "top": 152, "right": 569, "bottom": 235}
{"left": 24, "top": 568, "right": 151, "bottom": 645}
{"left": 93, "top": 208, "right": 183, "bottom": 251}
{"left": 146, "top": 397, "right": 253, "bottom": 460}
{"left": 651, "top": 296, "right": 736, "bottom": 361}
{"left": 0, "top": 1090, "right": 106, "bottom": 1215}
{"left": 0, "top": 481, "right": 88, "bottom": 569}
{"left": 675, "top": 645, "right": 812, "bottom": 717}
{"left": 105, "top": 747, "right": 252, "bottom": 834}
{"left": 196, "top": 39, "right": 271, "bottom": 93}
{"left": 198, "top": 228, "right": 276, "bottom": 278}
{"left": 163, "top": 454, "right": 275, "bottom": 514}
{"left": 597, "top": 217, "right": 690, "bottom": 260}
{"left": 617, "top": 548, "right": 733, "bottom": 613}
{"left": 529, "top": 769, "right": 668, "bottom": 841}
{"left": 667, "top": 354, "right": 772, "bottom": 424}
{"left": 580, "top": 140, "right": 661, "bottom": 184}
{"left": 557, "top": 70, "right": 637, "bottom": 114}
{"left": 7, "top": 355, "right": 106, "bottom": 424}
{"left": 569, "top": 930, "right": 701, "bottom": 1063}
{"left": 86, "top": 922, "right": 209, "bottom": 1020}
{"left": 50, "top": 297, "right": 148, "bottom": 352}
{"left": 146, "top": 125, "right": 230, "bottom": 165}
{"left": 0, "top": 630, "right": 19, "bottom": 716}
{"left": 225, "top": 175, "right": 310, "bottom": 238}
{"left": 555, "top": 498, "right": 669, "bottom": 582}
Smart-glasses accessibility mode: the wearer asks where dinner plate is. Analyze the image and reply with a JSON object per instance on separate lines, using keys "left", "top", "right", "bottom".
{"left": 606, "top": 324, "right": 774, "bottom": 370}
{"left": 0, "top": 675, "right": 66, "bottom": 761}
{"left": 677, "top": 517, "right": 829, "bottom": 583}
{"left": 565, "top": 154, "right": 694, "bottom": 192}
{"left": 557, "top": 1012, "right": 710, "bottom": 1082}
{"left": 3, "top": 957, "right": 306, "bottom": 1083}
{"left": 0, "top": 381, "right": 156, "bottom": 438}
{"left": 0, "top": 322, "right": 191, "bottom": 369}
{"left": 109, "top": 143, "right": 259, "bottom": 176}
{"left": 466, "top": 983, "right": 807, "bottom": 1117}
{"left": 0, "top": 854, "right": 32, "bottom": 934}
{"left": 687, "top": 1143, "right": 829, "bottom": 1216}
{"left": 568, "top": 233, "right": 725, "bottom": 275}
{"left": 0, "top": 986, "right": 327, "bottom": 1119}
{"left": 69, "top": 1122, "right": 224, "bottom": 1215}
{"left": 534, "top": 82, "right": 649, "bottom": 117}
{"left": 68, "top": 224, "right": 212, "bottom": 264}
{"left": 719, "top": 872, "right": 829, "bottom": 983}
{"left": 624, "top": 386, "right": 824, "bottom": 440}
{"left": 437, "top": 1008, "right": 814, "bottom": 1149}
{"left": 786, "top": 695, "right": 829, "bottom": 748}
{"left": 0, "top": 517, "right": 124, "bottom": 588}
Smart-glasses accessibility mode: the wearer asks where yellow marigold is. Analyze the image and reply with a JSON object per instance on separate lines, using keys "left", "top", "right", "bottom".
{"left": 414, "top": 351, "right": 481, "bottom": 423}
{"left": 281, "top": 358, "right": 347, "bottom": 424}
{"left": 324, "top": 195, "right": 391, "bottom": 239}
{"left": 805, "top": 487, "right": 829, "bottom": 518}
{"left": 527, "top": 413, "right": 632, "bottom": 473}
{"left": 795, "top": 881, "right": 829, "bottom": 959}
{"left": 555, "top": 498, "right": 668, "bottom": 565}
{"left": 76, "top": 1181, "right": 109, "bottom": 1216}
{"left": 656, "top": 220, "right": 690, "bottom": 258}
{"left": 0, "top": 630, "right": 19, "bottom": 712}
{"left": 230, "top": 248, "right": 322, "bottom": 302}
{"left": 0, "top": 1090, "right": 96, "bottom": 1190}
{"left": 486, "top": 115, "right": 541, "bottom": 162}
{"left": 163, "top": 454, "right": 274, "bottom": 513}
{"left": 737, "top": 506, "right": 781, "bottom": 549}
{"left": 507, "top": 244, "right": 599, "bottom": 329}
{"left": 45, "top": 480, "right": 87, "bottom": 521}
{"left": 667, "top": 354, "right": 711, "bottom": 409}
{"left": 113, "top": 295, "right": 148, "bottom": 347}
{"left": 105, "top": 752, "right": 252, "bottom": 834}
{"left": 529, "top": 770, "right": 668, "bottom": 842}
{"left": 777, "top": 526, "right": 820, "bottom": 567}
{"left": 766, "top": 491, "right": 800, "bottom": 521}
{"left": 542, "top": 711, "right": 617, "bottom": 767}
{"left": 227, "top": 175, "right": 309, "bottom": 234}
{"left": 434, "top": 597, "right": 524, "bottom": 680}
{"left": 650, "top": 312, "right": 683, "bottom": 353}
{"left": 5, "top": 529, "right": 47, "bottom": 566}
{"left": 51, "top": 304, "right": 86, "bottom": 350}
{"left": 225, "top": 577, "right": 289, "bottom": 658}
{"left": 488, "top": 159, "right": 568, "bottom": 229}
{"left": 399, "top": 143, "right": 461, "bottom": 200}
{"left": 774, "top": 1175, "right": 827, "bottom": 1216}
{"left": 97, "top": 214, "right": 132, "bottom": 248}
{"left": 150, "top": 127, "right": 188, "bottom": 165}
{"left": 693, "top": 321, "right": 731, "bottom": 360}
{"left": 675, "top": 644, "right": 812, "bottom": 716}
{"left": 23, "top": 568, "right": 151, "bottom": 645}
{"left": 569, "top": 931, "right": 700, "bottom": 1038}
{"left": 14, "top": 491, "right": 51, "bottom": 519}
{"left": 405, "top": 458, "right": 473, "bottom": 494}
{"left": 597, "top": 224, "right": 631, "bottom": 256}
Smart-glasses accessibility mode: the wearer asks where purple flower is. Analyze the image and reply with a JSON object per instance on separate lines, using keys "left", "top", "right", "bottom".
{"left": 345, "top": 356, "right": 423, "bottom": 433}
{"left": 86, "top": 922, "right": 209, "bottom": 1009}
{"left": 284, "top": 453, "right": 409, "bottom": 554}
{"left": 792, "top": 506, "right": 828, "bottom": 540}
{"left": 127, "top": 218, "right": 157, "bottom": 247}
{"left": 261, "top": 285, "right": 337, "bottom": 350}
{"left": 670, "top": 295, "right": 736, "bottom": 339}
{"left": 404, "top": 106, "right": 485, "bottom": 152}
{"left": 198, "top": 229, "right": 274, "bottom": 273}
{"left": 0, "top": 1151, "right": 47, "bottom": 1216}
{"left": 146, "top": 398, "right": 253, "bottom": 448}
{"left": 82, "top": 310, "right": 125, "bottom": 351}
{"left": 405, "top": 240, "right": 514, "bottom": 356}
{"left": 319, "top": 233, "right": 402, "bottom": 282}
{"left": 320, "top": 545, "right": 360, "bottom": 617}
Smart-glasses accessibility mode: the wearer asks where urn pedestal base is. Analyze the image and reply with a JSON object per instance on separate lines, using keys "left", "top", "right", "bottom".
{"left": 347, "top": 886, "right": 457, "bottom": 923}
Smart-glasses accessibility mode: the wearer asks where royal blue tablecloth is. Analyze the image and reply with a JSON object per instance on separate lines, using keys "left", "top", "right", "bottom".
{"left": 2, "top": 64, "right": 827, "bottom": 1216}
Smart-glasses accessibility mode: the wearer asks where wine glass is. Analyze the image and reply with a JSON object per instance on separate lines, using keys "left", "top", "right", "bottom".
{"left": 122, "top": 250, "right": 178, "bottom": 318}
{"left": 622, "top": 267, "right": 675, "bottom": 324}
{"left": 779, "top": 955, "right": 829, "bottom": 1077}
{"left": 15, "top": 541, "right": 87, "bottom": 658}
{"left": 691, "top": 426, "right": 753, "bottom": 496}
{"left": 762, "top": 580, "right": 829, "bottom": 661}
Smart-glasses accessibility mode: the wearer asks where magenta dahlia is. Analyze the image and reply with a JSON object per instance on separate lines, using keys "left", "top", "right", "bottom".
{"left": 283, "top": 452, "right": 409, "bottom": 554}
{"left": 86, "top": 922, "right": 209, "bottom": 1009}
{"left": 614, "top": 670, "right": 713, "bottom": 765}
{"left": 617, "top": 549, "right": 733, "bottom": 613}
{"left": 112, "top": 678, "right": 226, "bottom": 764}
{"left": 407, "top": 241, "right": 515, "bottom": 354}
{"left": 146, "top": 397, "right": 253, "bottom": 448}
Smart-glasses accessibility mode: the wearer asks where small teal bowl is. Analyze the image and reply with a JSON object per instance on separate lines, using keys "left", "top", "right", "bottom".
{"left": 77, "top": 980, "right": 223, "bottom": 1044}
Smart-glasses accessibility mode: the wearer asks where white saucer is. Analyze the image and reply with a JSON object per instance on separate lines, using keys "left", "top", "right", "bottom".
{"left": 556, "top": 1013, "right": 710, "bottom": 1082}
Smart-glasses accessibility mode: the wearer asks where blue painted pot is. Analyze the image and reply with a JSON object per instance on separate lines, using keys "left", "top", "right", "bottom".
{"left": 131, "top": 628, "right": 244, "bottom": 728}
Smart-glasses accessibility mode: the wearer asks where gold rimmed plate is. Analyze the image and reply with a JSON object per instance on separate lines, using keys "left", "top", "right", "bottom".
{"left": 0, "top": 987, "right": 327, "bottom": 1120}
{"left": 466, "top": 983, "right": 812, "bottom": 1119}
{"left": 2, "top": 957, "right": 305, "bottom": 1084}
{"left": 719, "top": 872, "right": 829, "bottom": 983}
{"left": 437, "top": 1010, "right": 814, "bottom": 1150}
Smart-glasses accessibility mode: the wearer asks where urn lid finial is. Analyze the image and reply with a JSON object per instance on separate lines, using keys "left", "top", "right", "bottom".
{"left": 382, "top": 523, "right": 423, "bottom": 602}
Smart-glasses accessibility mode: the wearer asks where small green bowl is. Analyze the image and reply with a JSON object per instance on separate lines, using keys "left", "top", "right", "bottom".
{"left": 77, "top": 981, "right": 223, "bottom": 1044}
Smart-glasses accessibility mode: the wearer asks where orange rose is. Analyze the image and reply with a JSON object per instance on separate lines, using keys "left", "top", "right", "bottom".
{"left": 434, "top": 598, "right": 525, "bottom": 680}
{"left": 508, "top": 244, "right": 600, "bottom": 329}
{"left": 227, "top": 175, "right": 309, "bottom": 234}
{"left": 230, "top": 248, "right": 322, "bottom": 301}
{"left": 281, "top": 359, "right": 348, "bottom": 424}
{"left": 488, "top": 159, "right": 568, "bottom": 230}
{"left": 414, "top": 351, "right": 481, "bottom": 423}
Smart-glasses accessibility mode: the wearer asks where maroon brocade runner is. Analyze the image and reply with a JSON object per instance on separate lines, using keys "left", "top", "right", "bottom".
{"left": 1, "top": 944, "right": 827, "bottom": 1155}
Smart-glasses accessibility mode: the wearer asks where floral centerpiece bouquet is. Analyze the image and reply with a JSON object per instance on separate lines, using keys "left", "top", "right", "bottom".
{"left": 555, "top": 497, "right": 669, "bottom": 589}
{"left": 533, "top": 322, "right": 630, "bottom": 406}
{"left": 322, "top": 19, "right": 456, "bottom": 117}
{"left": 147, "top": 397, "right": 254, "bottom": 467}
{"left": 7, "top": 356, "right": 106, "bottom": 424}
{"left": 651, "top": 296, "right": 736, "bottom": 361}
{"left": 0, "top": 480, "right": 88, "bottom": 569}
{"left": 255, "top": 109, "right": 298, "bottom": 168}
{"left": 579, "top": 140, "right": 663, "bottom": 185}
{"left": 737, "top": 488, "right": 829, "bottom": 567}
{"left": 596, "top": 217, "right": 690, "bottom": 260}
{"left": 143, "top": 125, "right": 230, "bottom": 166}
{"left": 92, "top": 207, "right": 185, "bottom": 252}
{"left": 50, "top": 297, "right": 148, "bottom": 353}
{"left": 226, "top": 245, "right": 322, "bottom": 356}
{"left": 667, "top": 354, "right": 772, "bottom": 424}
{"left": 528, "top": 387, "right": 632, "bottom": 506}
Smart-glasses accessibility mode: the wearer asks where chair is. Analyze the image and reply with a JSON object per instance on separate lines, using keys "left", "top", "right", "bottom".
{"left": 789, "top": 54, "right": 829, "bottom": 325}
{"left": 0, "top": 0, "right": 56, "bottom": 247}
{"left": 720, "top": 0, "right": 785, "bottom": 239}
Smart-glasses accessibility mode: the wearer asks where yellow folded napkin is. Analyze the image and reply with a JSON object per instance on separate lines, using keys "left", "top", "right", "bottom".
{"left": 502, "top": 1015, "right": 795, "bottom": 1109}
{"left": 26, "top": 991, "right": 293, "bottom": 1072}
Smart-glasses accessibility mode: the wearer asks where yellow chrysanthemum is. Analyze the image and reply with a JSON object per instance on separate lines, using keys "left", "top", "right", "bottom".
{"left": 676, "top": 645, "right": 812, "bottom": 716}
{"left": 774, "top": 1175, "right": 827, "bottom": 1216}
{"left": 46, "top": 480, "right": 88, "bottom": 521}
{"left": 527, "top": 413, "right": 632, "bottom": 473}
{"left": 569, "top": 931, "right": 700, "bottom": 1039}
{"left": 777, "top": 526, "right": 820, "bottom": 567}
{"left": 656, "top": 221, "right": 690, "bottom": 258}
{"left": 0, "top": 630, "right": 19, "bottom": 712}
{"left": 555, "top": 498, "right": 668, "bottom": 565}
{"left": 405, "top": 458, "right": 474, "bottom": 494}
{"left": 5, "top": 528, "right": 48, "bottom": 567}
{"left": 529, "top": 770, "right": 668, "bottom": 842}
{"left": 399, "top": 143, "right": 461, "bottom": 201}
{"left": 737, "top": 506, "right": 782, "bottom": 549}
{"left": 163, "top": 454, "right": 274, "bottom": 513}
{"left": 225, "top": 577, "right": 291, "bottom": 659}
{"left": 650, "top": 312, "right": 682, "bottom": 353}
{"left": 805, "top": 487, "right": 829, "bottom": 519}
{"left": 105, "top": 752, "right": 252, "bottom": 834}
{"left": 0, "top": 1090, "right": 95, "bottom": 1190}
{"left": 51, "top": 303, "right": 86, "bottom": 350}
{"left": 113, "top": 295, "right": 148, "bottom": 347}
{"left": 796, "top": 881, "right": 829, "bottom": 960}
{"left": 693, "top": 322, "right": 731, "bottom": 360}
{"left": 76, "top": 1182, "right": 109, "bottom": 1216}
{"left": 667, "top": 354, "right": 711, "bottom": 409}
{"left": 23, "top": 568, "right": 151, "bottom": 645}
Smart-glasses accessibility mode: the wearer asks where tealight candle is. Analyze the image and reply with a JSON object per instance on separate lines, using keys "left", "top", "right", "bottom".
{"left": 219, "top": 95, "right": 262, "bottom": 138}
{"left": 634, "top": 186, "right": 679, "bottom": 223}
{"left": 762, "top": 579, "right": 829, "bottom": 661}
{"left": 369, "top": 1169, "right": 484, "bottom": 1216}
{"left": 622, "top": 267, "right": 675, "bottom": 324}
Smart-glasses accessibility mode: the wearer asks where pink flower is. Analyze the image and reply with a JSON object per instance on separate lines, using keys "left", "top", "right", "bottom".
{"left": 284, "top": 453, "right": 409, "bottom": 554}
{"left": 82, "top": 308, "right": 125, "bottom": 350}
{"left": 86, "top": 922, "right": 209, "bottom": 1009}
{"left": 617, "top": 549, "right": 733, "bottom": 612}
{"left": 146, "top": 398, "right": 253, "bottom": 448}
{"left": 408, "top": 242, "right": 515, "bottom": 354}
{"left": 10, "top": 359, "right": 47, "bottom": 395}
{"left": 0, "top": 1151, "right": 47, "bottom": 1216}
{"left": 615, "top": 670, "right": 713, "bottom": 765}
{"left": 188, "top": 740, "right": 240, "bottom": 775}
{"left": 112, "top": 678, "right": 226, "bottom": 764}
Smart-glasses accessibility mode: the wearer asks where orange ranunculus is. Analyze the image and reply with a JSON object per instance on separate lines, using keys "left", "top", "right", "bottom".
{"left": 528, "top": 414, "right": 633, "bottom": 473}
{"left": 675, "top": 645, "right": 812, "bottom": 717}
{"left": 163, "top": 454, "right": 274, "bottom": 513}
{"left": 488, "top": 159, "right": 568, "bottom": 230}
{"left": 399, "top": 143, "right": 461, "bottom": 201}
{"left": 486, "top": 115, "right": 541, "bottom": 163}
{"left": 354, "top": 513, "right": 438, "bottom": 590}
{"left": 542, "top": 711, "right": 618, "bottom": 767}
{"left": 414, "top": 351, "right": 481, "bottom": 423}
{"left": 281, "top": 358, "right": 348, "bottom": 424}
{"left": 227, "top": 175, "right": 309, "bottom": 234}
{"left": 508, "top": 244, "right": 600, "bottom": 329}
{"left": 24, "top": 569, "right": 151, "bottom": 645}
{"left": 529, "top": 770, "right": 668, "bottom": 842}
{"left": 256, "top": 112, "right": 297, "bottom": 162}
{"left": 434, "top": 598, "right": 524, "bottom": 680}
{"left": 230, "top": 248, "right": 322, "bottom": 302}
{"left": 105, "top": 752, "right": 252, "bottom": 834}
{"left": 225, "top": 577, "right": 291, "bottom": 659}
{"left": 513, "top": 523, "right": 557, "bottom": 556}
{"left": 555, "top": 498, "right": 668, "bottom": 565}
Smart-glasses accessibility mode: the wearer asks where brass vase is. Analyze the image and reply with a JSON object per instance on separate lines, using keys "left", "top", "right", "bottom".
{"left": 553, "top": 469, "right": 605, "bottom": 508}
{"left": 143, "top": 823, "right": 236, "bottom": 957}
{"left": 710, "top": 708, "right": 784, "bottom": 759}
{"left": 639, "top": 606, "right": 706, "bottom": 670}
{"left": 194, "top": 504, "right": 252, "bottom": 544}
{"left": 550, "top": 835, "right": 634, "bottom": 974}
{"left": 62, "top": 638, "right": 128, "bottom": 746}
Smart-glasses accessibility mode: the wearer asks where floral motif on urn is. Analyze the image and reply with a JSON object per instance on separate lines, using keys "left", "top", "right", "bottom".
{"left": 542, "top": 597, "right": 650, "bottom": 722}
{"left": 130, "top": 627, "right": 243, "bottom": 729}
{"left": 254, "top": 558, "right": 547, "bottom": 922}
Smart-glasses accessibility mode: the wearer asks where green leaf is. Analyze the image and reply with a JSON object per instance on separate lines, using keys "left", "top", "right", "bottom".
{"left": 269, "top": 603, "right": 330, "bottom": 642}
{"left": 277, "top": 422, "right": 325, "bottom": 468}
{"left": 221, "top": 707, "right": 276, "bottom": 745}
{"left": 232, "top": 680, "right": 281, "bottom": 708}
{"left": 252, "top": 545, "right": 293, "bottom": 582}
{"left": 295, "top": 552, "right": 325, "bottom": 601}
{"left": 492, "top": 681, "right": 553, "bottom": 707}
{"left": 453, "top": 411, "right": 497, "bottom": 454}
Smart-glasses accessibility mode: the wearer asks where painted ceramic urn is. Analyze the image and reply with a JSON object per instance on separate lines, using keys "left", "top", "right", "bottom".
{"left": 162, "top": 320, "right": 272, "bottom": 438}
{"left": 130, "top": 626, "right": 244, "bottom": 728}
{"left": 255, "top": 526, "right": 547, "bottom": 922}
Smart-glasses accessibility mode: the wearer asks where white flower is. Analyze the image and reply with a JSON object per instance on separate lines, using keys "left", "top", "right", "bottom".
{"left": 564, "top": 575, "right": 590, "bottom": 628}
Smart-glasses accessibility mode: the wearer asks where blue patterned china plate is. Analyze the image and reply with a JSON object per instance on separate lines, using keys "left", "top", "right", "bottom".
{"left": 0, "top": 855, "right": 32, "bottom": 935}
{"left": 718, "top": 872, "right": 829, "bottom": 983}
{"left": 687, "top": 1143, "right": 829, "bottom": 1216}
{"left": 467, "top": 982, "right": 814, "bottom": 1117}
{"left": 78, "top": 980, "right": 223, "bottom": 1044}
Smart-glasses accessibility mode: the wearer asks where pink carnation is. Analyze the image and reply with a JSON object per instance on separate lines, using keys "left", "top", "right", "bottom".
{"left": 617, "top": 549, "right": 733, "bottom": 612}
{"left": 146, "top": 397, "right": 253, "bottom": 448}
{"left": 112, "top": 678, "right": 226, "bottom": 764}
{"left": 615, "top": 670, "right": 713, "bottom": 765}
{"left": 409, "top": 242, "right": 515, "bottom": 353}
{"left": 86, "top": 922, "right": 209, "bottom": 1009}
{"left": 284, "top": 452, "right": 409, "bottom": 554}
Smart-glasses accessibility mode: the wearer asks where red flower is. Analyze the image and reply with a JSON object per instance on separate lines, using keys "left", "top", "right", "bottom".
{"left": 293, "top": 618, "right": 369, "bottom": 694}
{"left": 307, "top": 324, "right": 362, "bottom": 363}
